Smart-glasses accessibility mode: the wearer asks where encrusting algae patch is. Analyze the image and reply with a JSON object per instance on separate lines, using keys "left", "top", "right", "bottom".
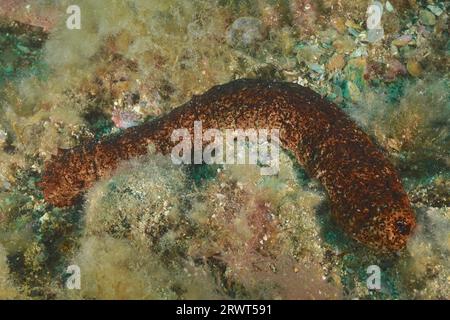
{"left": 0, "top": 0, "right": 449, "bottom": 299}
{"left": 75, "top": 149, "right": 342, "bottom": 299}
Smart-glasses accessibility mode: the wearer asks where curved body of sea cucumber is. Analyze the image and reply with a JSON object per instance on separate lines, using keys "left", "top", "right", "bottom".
{"left": 39, "top": 79, "right": 416, "bottom": 252}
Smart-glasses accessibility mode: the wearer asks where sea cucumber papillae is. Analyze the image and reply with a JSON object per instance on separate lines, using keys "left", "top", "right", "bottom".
{"left": 39, "top": 79, "right": 416, "bottom": 252}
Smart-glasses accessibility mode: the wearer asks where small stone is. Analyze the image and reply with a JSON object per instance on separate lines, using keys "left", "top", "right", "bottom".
{"left": 419, "top": 10, "right": 436, "bottom": 26}
{"left": 347, "top": 27, "right": 361, "bottom": 37}
{"left": 406, "top": 59, "right": 423, "bottom": 77}
{"left": 332, "top": 36, "right": 356, "bottom": 54}
{"left": 385, "top": 58, "right": 407, "bottom": 80}
{"left": 390, "top": 44, "right": 399, "bottom": 55}
{"left": 392, "top": 34, "right": 413, "bottom": 47}
{"left": 309, "top": 63, "right": 325, "bottom": 74}
{"left": 350, "top": 47, "right": 368, "bottom": 58}
{"left": 326, "top": 54, "right": 346, "bottom": 72}
{"left": 385, "top": 1, "right": 394, "bottom": 12}
{"left": 296, "top": 44, "right": 324, "bottom": 65}
{"left": 331, "top": 17, "right": 346, "bottom": 34}
{"left": 111, "top": 108, "right": 141, "bottom": 129}
{"left": 427, "top": 5, "right": 443, "bottom": 16}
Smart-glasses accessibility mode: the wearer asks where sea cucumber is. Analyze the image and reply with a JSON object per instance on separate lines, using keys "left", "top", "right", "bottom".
{"left": 39, "top": 79, "right": 416, "bottom": 252}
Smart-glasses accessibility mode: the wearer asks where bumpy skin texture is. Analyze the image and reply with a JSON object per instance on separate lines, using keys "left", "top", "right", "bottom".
{"left": 40, "top": 79, "right": 416, "bottom": 252}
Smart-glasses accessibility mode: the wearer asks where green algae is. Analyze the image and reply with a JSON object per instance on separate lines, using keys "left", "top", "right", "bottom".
{"left": 0, "top": 22, "right": 48, "bottom": 86}
{"left": 384, "top": 77, "right": 408, "bottom": 104}
{"left": 0, "top": 165, "right": 83, "bottom": 297}
{"left": 186, "top": 164, "right": 222, "bottom": 187}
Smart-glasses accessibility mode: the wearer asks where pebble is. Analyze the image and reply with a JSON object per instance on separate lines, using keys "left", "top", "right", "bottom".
{"left": 309, "top": 63, "right": 325, "bottom": 74}
{"left": 333, "top": 36, "right": 356, "bottom": 54}
{"left": 427, "top": 5, "right": 443, "bottom": 17}
{"left": 385, "top": 58, "right": 407, "bottom": 80}
{"left": 111, "top": 108, "right": 141, "bottom": 129}
{"left": 419, "top": 9, "right": 436, "bottom": 26}
{"left": 390, "top": 44, "right": 399, "bottom": 55}
{"left": 331, "top": 17, "right": 346, "bottom": 34}
{"left": 406, "top": 59, "right": 423, "bottom": 77}
{"left": 326, "top": 54, "right": 346, "bottom": 72}
{"left": 350, "top": 47, "right": 368, "bottom": 58}
{"left": 392, "top": 34, "right": 413, "bottom": 47}
{"left": 296, "top": 44, "right": 324, "bottom": 65}
{"left": 385, "top": 1, "right": 394, "bottom": 12}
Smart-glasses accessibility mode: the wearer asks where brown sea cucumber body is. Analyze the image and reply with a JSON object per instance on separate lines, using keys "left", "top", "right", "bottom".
{"left": 40, "top": 79, "right": 416, "bottom": 252}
